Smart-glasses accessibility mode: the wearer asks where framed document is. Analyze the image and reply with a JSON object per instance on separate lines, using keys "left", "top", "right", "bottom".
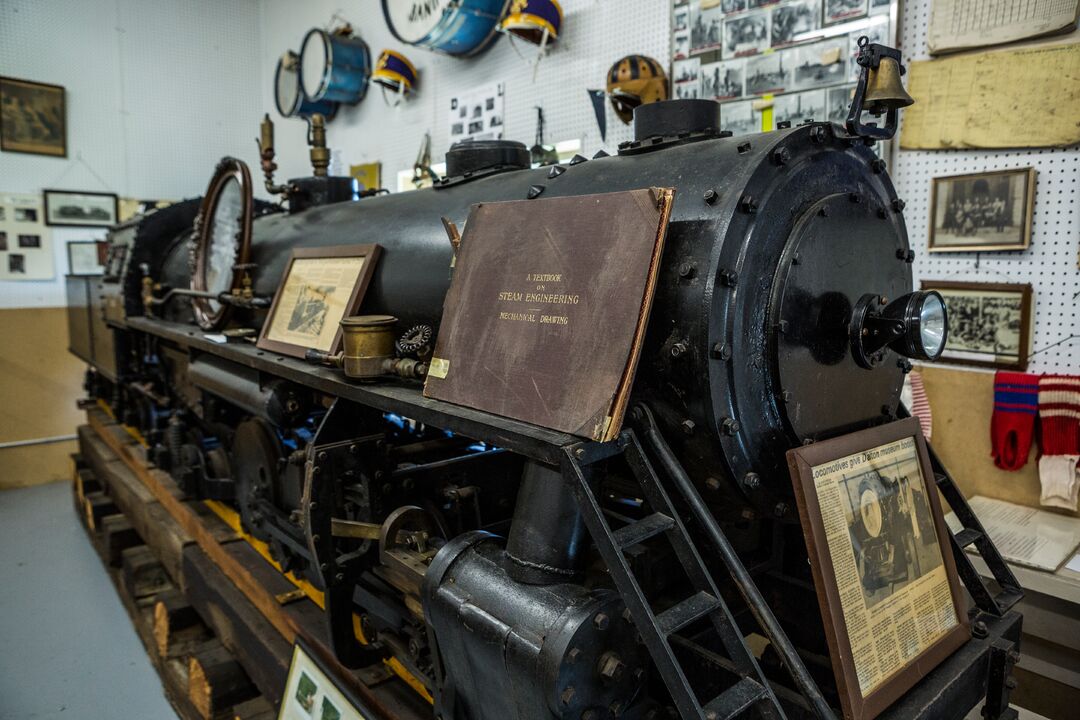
{"left": 67, "top": 240, "right": 106, "bottom": 275}
{"left": 257, "top": 244, "right": 381, "bottom": 358}
{"left": 920, "top": 280, "right": 1033, "bottom": 371}
{"left": 787, "top": 418, "right": 969, "bottom": 720}
{"left": 279, "top": 640, "right": 375, "bottom": 719}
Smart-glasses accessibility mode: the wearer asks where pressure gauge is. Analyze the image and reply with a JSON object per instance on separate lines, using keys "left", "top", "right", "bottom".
{"left": 191, "top": 158, "right": 254, "bottom": 330}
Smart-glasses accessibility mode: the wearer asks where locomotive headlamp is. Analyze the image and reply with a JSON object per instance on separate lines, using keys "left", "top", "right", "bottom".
{"left": 850, "top": 290, "right": 949, "bottom": 369}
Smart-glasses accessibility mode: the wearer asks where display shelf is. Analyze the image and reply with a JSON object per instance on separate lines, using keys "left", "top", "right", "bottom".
{"left": 125, "top": 316, "right": 578, "bottom": 465}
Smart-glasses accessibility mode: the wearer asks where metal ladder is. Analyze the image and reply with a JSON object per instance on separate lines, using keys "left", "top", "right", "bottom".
{"left": 897, "top": 406, "right": 1023, "bottom": 616}
{"left": 564, "top": 430, "right": 786, "bottom": 720}
{"left": 929, "top": 443, "right": 1024, "bottom": 615}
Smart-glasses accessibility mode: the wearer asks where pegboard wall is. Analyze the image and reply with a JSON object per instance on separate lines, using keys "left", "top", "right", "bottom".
{"left": 258, "top": 0, "right": 671, "bottom": 197}
{"left": 0, "top": 0, "right": 263, "bottom": 308}
{"left": 891, "top": 0, "right": 1079, "bottom": 374}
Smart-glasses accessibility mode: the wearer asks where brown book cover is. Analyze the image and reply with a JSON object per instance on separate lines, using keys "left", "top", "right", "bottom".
{"left": 423, "top": 187, "right": 674, "bottom": 442}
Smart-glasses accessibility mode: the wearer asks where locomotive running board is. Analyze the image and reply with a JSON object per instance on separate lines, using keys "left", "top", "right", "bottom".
{"left": 563, "top": 420, "right": 798, "bottom": 720}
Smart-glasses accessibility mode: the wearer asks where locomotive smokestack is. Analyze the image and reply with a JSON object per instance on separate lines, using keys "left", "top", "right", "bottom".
{"left": 633, "top": 98, "right": 722, "bottom": 142}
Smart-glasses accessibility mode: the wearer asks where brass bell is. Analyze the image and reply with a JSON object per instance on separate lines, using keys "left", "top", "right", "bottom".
{"left": 863, "top": 56, "right": 914, "bottom": 114}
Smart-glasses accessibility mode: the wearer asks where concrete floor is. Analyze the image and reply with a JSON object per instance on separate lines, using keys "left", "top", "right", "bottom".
{"left": 0, "top": 481, "right": 177, "bottom": 720}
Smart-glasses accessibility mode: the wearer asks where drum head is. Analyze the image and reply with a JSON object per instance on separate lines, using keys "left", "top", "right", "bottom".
{"left": 300, "top": 29, "right": 328, "bottom": 100}
{"left": 274, "top": 52, "right": 301, "bottom": 117}
{"left": 383, "top": 0, "right": 446, "bottom": 43}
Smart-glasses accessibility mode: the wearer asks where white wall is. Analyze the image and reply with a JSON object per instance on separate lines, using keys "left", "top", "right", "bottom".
{"left": 0, "top": 0, "right": 264, "bottom": 308}
{"left": 257, "top": 0, "right": 671, "bottom": 194}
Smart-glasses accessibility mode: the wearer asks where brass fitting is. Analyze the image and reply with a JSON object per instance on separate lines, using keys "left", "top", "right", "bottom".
{"left": 308, "top": 113, "right": 330, "bottom": 177}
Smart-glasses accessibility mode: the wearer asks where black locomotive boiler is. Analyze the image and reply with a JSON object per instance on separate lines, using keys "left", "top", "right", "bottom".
{"left": 66, "top": 59, "right": 1024, "bottom": 720}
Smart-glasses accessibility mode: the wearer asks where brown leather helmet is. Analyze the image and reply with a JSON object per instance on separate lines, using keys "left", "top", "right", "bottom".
{"left": 606, "top": 55, "right": 669, "bottom": 124}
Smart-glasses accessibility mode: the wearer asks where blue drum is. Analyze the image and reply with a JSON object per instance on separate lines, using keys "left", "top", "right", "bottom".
{"left": 274, "top": 50, "right": 338, "bottom": 120}
{"left": 382, "top": 0, "right": 510, "bottom": 57}
{"left": 299, "top": 28, "right": 372, "bottom": 105}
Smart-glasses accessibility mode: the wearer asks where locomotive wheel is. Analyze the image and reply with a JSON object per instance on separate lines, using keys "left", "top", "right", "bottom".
{"left": 233, "top": 417, "right": 283, "bottom": 535}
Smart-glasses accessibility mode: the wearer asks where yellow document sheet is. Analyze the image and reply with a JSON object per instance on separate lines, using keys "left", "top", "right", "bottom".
{"left": 900, "top": 42, "right": 1080, "bottom": 150}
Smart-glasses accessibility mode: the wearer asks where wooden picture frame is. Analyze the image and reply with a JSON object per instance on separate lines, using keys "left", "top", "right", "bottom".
{"left": 43, "top": 189, "right": 119, "bottom": 228}
{"left": 257, "top": 244, "right": 381, "bottom": 359}
{"left": 928, "top": 168, "right": 1036, "bottom": 253}
{"left": 920, "top": 280, "right": 1033, "bottom": 371}
{"left": 787, "top": 418, "right": 970, "bottom": 720}
{"left": 280, "top": 638, "right": 380, "bottom": 719}
{"left": 67, "top": 240, "right": 106, "bottom": 275}
{"left": 0, "top": 76, "right": 67, "bottom": 158}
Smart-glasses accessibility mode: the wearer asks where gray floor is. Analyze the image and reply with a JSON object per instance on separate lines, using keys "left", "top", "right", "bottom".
{"left": 0, "top": 481, "right": 177, "bottom": 720}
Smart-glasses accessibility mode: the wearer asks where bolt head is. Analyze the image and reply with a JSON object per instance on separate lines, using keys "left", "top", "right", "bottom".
{"left": 678, "top": 262, "right": 694, "bottom": 278}
{"left": 772, "top": 147, "right": 791, "bottom": 166}
{"left": 567, "top": 647, "right": 582, "bottom": 664}
{"left": 743, "top": 472, "right": 761, "bottom": 489}
{"left": 810, "top": 125, "right": 828, "bottom": 143}
{"left": 703, "top": 189, "right": 718, "bottom": 204}
{"left": 681, "top": 419, "right": 696, "bottom": 435}
{"left": 721, "top": 418, "right": 741, "bottom": 435}
{"left": 593, "top": 612, "right": 610, "bottom": 631}
{"left": 706, "top": 476, "right": 721, "bottom": 491}
{"left": 774, "top": 502, "right": 789, "bottom": 518}
{"left": 871, "top": 158, "right": 887, "bottom": 173}
{"left": 560, "top": 686, "right": 576, "bottom": 706}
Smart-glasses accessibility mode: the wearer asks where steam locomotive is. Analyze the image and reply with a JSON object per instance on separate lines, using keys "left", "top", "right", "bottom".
{"left": 66, "top": 47, "right": 1023, "bottom": 720}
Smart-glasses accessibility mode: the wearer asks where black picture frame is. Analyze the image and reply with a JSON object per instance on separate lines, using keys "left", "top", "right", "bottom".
{"left": 0, "top": 76, "right": 67, "bottom": 158}
{"left": 43, "top": 189, "right": 119, "bottom": 228}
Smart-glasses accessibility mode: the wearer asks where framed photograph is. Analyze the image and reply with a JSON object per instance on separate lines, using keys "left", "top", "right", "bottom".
{"left": 928, "top": 168, "right": 1036, "bottom": 253}
{"left": 771, "top": 0, "right": 820, "bottom": 48}
{"left": 279, "top": 639, "right": 378, "bottom": 720}
{"left": 723, "top": 10, "right": 770, "bottom": 57}
{"left": 701, "top": 59, "right": 745, "bottom": 100}
{"left": 691, "top": 3, "right": 725, "bottom": 54}
{"left": 920, "top": 280, "right": 1033, "bottom": 371}
{"left": 0, "top": 76, "right": 66, "bottom": 157}
{"left": 787, "top": 418, "right": 969, "bottom": 720}
{"left": 746, "top": 51, "right": 789, "bottom": 95}
{"left": 824, "top": 0, "right": 868, "bottom": 25}
{"left": 67, "top": 241, "right": 106, "bottom": 275}
{"left": 790, "top": 38, "right": 848, "bottom": 91}
{"left": 43, "top": 189, "right": 119, "bottom": 228}
{"left": 257, "top": 244, "right": 381, "bottom": 359}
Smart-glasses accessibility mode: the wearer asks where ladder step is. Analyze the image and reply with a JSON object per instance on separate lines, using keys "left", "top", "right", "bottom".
{"left": 954, "top": 527, "right": 983, "bottom": 548}
{"left": 656, "top": 591, "right": 722, "bottom": 636}
{"left": 703, "top": 676, "right": 770, "bottom": 720}
{"left": 612, "top": 512, "right": 676, "bottom": 549}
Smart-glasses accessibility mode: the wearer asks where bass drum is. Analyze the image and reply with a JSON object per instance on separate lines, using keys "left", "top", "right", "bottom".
{"left": 300, "top": 28, "right": 372, "bottom": 104}
{"left": 274, "top": 50, "right": 338, "bottom": 120}
{"left": 382, "top": 0, "right": 509, "bottom": 57}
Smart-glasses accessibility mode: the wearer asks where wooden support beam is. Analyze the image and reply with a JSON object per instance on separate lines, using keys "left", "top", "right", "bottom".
{"left": 188, "top": 645, "right": 258, "bottom": 720}
{"left": 101, "top": 514, "right": 141, "bottom": 567}
{"left": 183, "top": 544, "right": 292, "bottom": 707}
{"left": 121, "top": 546, "right": 171, "bottom": 599}
{"left": 154, "top": 590, "right": 204, "bottom": 658}
{"left": 84, "top": 491, "right": 118, "bottom": 531}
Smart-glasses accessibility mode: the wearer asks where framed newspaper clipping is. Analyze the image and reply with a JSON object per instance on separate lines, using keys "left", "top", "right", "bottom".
{"left": 786, "top": 418, "right": 969, "bottom": 720}
{"left": 257, "top": 244, "right": 381, "bottom": 359}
